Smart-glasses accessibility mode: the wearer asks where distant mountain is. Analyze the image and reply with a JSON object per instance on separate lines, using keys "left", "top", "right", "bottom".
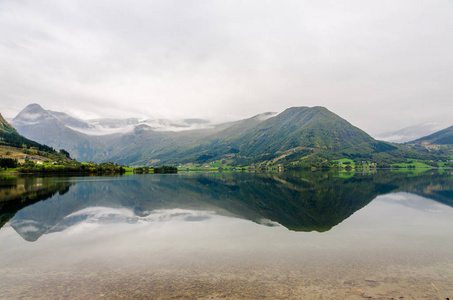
{"left": 410, "top": 126, "right": 453, "bottom": 145}
{"left": 11, "top": 104, "right": 280, "bottom": 164}
{"left": 11, "top": 104, "right": 216, "bottom": 162}
{"left": 374, "top": 122, "right": 451, "bottom": 143}
{"left": 0, "top": 111, "right": 56, "bottom": 153}
{"left": 12, "top": 104, "right": 108, "bottom": 161}
{"left": 104, "top": 112, "right": 280, "bottom": 166}
{"left": 12, "top": 104, "right": 439, "bottom": 166}
{"left": 13, "top": 103, "right": 90, "bottom": 128}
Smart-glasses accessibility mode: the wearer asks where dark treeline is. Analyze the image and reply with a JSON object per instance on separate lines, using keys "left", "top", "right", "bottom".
{"left": 17, "top": 162, "right": 126, "bottom": 175}
{"left": 0, "top": 131, "right": 56, "bottom": 153}
{"left": 153, "top": 166, "right": 178, "bottom": 173}
{"left": 134, "top": 166, "right": 178, "bottom": 173}
{"left": 0, "top": 158, "right": 18, "bottom": 168}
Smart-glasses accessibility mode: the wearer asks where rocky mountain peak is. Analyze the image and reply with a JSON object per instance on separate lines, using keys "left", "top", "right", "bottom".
{"left": 13, "top": 103, "right": 53, "bottom": 124}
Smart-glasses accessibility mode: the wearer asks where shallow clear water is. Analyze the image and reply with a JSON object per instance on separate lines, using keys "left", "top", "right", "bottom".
{"left": 1, "top": 170, "right": 452, "bottom": 299}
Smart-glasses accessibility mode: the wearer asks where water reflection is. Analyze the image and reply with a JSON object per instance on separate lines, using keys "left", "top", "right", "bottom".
{"left": 0, "top": 176, "right": 72, "bottom": 229}
{"left": 1, "top": 170, "right": 453, "bottom": 242}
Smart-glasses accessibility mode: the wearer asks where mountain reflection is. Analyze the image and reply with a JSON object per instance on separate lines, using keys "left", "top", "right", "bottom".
{"left": 1, "top": 170, "right": 452, "bottom": 241}
{"left": 0, "top": 176, "right": 72, "bottom": 229}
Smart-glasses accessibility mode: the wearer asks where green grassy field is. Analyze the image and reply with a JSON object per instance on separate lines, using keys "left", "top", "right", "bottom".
{"left": 391, "top": 162, "right": 433, "bottom": 168}
{"left": 334, "top": 158, "right": 355, "bottom": 164}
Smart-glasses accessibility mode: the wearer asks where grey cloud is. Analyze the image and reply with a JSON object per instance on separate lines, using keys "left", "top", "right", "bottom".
{"left": 0, "top": 0, "right": 452, "bottom": 134}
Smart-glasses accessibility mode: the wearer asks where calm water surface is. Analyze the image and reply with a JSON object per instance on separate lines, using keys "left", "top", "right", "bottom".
{"left": 0, "top": 170, "right": 452, "bottom": 299}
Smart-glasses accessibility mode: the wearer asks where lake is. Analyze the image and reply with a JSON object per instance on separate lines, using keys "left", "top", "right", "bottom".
{"left": 1, "top": 170, "right": 452, "bottom": 299}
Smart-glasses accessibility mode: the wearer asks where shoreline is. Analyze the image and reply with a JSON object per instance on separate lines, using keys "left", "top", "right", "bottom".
{"left": 2, "top": 166, "right": 452, "bottom": 176}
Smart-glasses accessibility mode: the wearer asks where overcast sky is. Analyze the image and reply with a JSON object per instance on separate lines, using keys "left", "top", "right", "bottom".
{"left": 1, "top": 0, "right": 452, "bottom": 134}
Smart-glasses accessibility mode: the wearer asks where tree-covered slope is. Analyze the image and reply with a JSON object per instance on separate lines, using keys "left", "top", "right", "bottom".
{"left": 103, "top": 113, "right": 279, "bottom": 166}
{"left": 402, "top": 126, "right": 453, "bottom": 159}
{"left": 77, "top": 106, "right": 438, "bottom": 166}
{"left": 411, "top": 126, "right": 453, "bottom": 145}
{"left": 0, "top": 113, "right": 17, "bottom": 135}
{"left": 0, "top": 112, "right": 56, "bottom": 153}
{"left": 10, "top": 104, "right": 444, "bottom": 167}
{"left": 233, "top": 106, "right": 375, "bottom": 154}
{"left": 153, "top": 106, "right": 399, "bottom": 166}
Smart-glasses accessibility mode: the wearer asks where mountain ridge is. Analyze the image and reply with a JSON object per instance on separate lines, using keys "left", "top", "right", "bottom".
{"left": 375, "top": 122, "right": 452, "bottom": 143}
{"left": 410, "top": 126, "right": 453, "bottom": 145}
{"left": 10, "top": 104, "right": 446, "bottom": 167}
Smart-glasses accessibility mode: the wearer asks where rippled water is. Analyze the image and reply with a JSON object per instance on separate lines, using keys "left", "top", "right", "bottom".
{"left": 1, "top": 170, "right": 452, "bottom": 299}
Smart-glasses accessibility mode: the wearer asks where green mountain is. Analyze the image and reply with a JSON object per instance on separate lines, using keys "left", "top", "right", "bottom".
{"left": 11, "top": 104, "right": 442, "bottom": 167}
{"left": 403, "top": 126, "right": 453, "bottom": 159}
{"left": 411, "top": 126, "right": 453, "bottom": 145}
{"left": 135, "top": 106, "right": 400, "bottom": 166}
{"left": 216, "top": 106, "right": 379, "bottom": 161}
{"left": 238, "top": 107, "right": 374, "bottom": 151}
{"left": 0, "top": 113, "right": 17, "bottom": 135}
